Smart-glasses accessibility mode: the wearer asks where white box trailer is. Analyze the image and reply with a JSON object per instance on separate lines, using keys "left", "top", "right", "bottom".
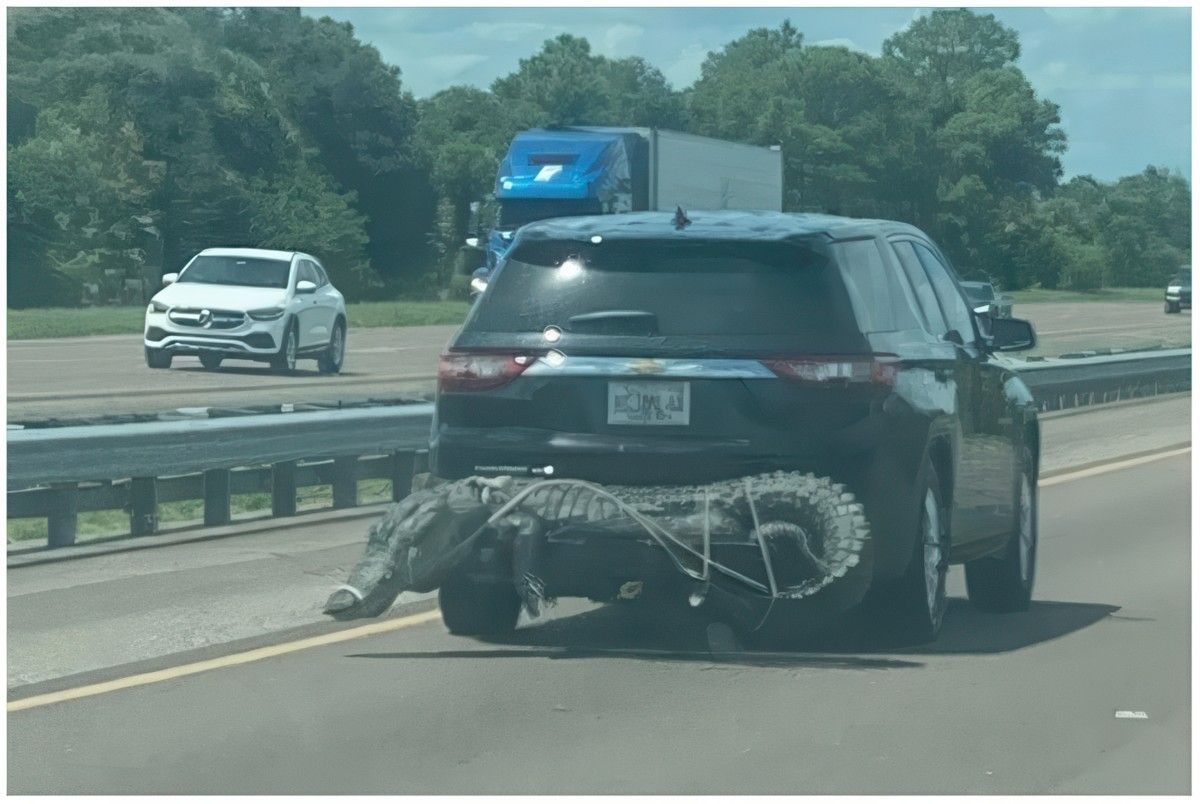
{"left": 570, "top": 126, "right": 784, "bottom": 212}
{"left": 644, "top": 128, "right": 784, "bottom": 212}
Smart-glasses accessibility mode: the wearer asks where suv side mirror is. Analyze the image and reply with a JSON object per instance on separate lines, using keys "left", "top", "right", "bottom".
{"left": 162, "top": 273, "right": 179, "bottom": 286}
{"left": 295, "top": 279, "right": 317, "bottom": 294}
{"left": 989, "top": 317, "right": 1036, "bottom": 352}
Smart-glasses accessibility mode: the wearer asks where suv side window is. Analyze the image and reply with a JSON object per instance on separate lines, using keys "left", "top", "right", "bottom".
{"left": 891, "top": 241, "right": 948, "bottom": 336}
{"left": 911, "top": 242, "right": 976, "bottom": 345}
{"left": 311, "top": 262, "right": 329, "bottom": 287}
{"left": 830, "top": 238, "right": 920, "bottom": 333}
{"left": 297, "top": 260, "right": 319, "bottom": 286}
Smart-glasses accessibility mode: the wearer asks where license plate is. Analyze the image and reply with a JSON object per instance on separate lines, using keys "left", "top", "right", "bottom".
{"left": 607, "top": 381, "right": 690, "bottom": 426}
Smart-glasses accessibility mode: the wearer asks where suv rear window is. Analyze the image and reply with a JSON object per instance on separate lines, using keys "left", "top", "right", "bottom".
{"left": 466, "top": 238, "right": 864, "bottom": 352}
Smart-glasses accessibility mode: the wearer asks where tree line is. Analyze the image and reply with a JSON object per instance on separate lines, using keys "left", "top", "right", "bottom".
{"left": 7, "top": 7, "right": 1190, "bottom": 307}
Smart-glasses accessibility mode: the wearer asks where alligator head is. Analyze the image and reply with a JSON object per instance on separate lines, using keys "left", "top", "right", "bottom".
{"left": 323, "top": 480, "right": 497, "bottom": 619}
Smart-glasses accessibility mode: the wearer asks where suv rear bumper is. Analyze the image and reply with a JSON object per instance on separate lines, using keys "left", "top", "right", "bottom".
{"left": 431, "top": 424, "right": 826, "bottom": 485}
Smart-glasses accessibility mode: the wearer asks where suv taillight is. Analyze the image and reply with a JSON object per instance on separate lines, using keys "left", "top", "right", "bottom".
{"left": 761, "top": 355, "right": 899, "bottom": 387}
{"left": 438, "top": 351, "right": 534, "bottom": 392}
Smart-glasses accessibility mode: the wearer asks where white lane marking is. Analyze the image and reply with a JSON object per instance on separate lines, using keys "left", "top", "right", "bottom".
{"left": 1115, "top": 710, "right": 1149, "bottom": 719}
{"left": 1038, "top": 322, "right": 1189, "bottom": 336}
{"left": 1040, "top": 446, "right": 1191, "bottom": 487}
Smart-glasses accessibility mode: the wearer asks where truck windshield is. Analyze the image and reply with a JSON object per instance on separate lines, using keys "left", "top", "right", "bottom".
{"left": 179, "top": 256, "right": 292, "bottom": 289}
{"left": 469, "top": 238, "right": 863, "bottom": 351}
{"left": 497, "top": 199, "right": 604, "bottom": 230}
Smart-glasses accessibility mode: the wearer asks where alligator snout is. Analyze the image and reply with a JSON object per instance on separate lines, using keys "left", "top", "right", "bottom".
{"left": 323, "top": 588, "right": 362, "bottom": 617}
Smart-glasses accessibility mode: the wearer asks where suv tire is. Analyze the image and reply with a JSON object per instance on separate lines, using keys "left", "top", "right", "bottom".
{"left": 966, "top": 445, "right": 1037, "bottom": 613}
{"left": 438, "top": 572, "right": 521, "bottom": 636}
{"left": 199, "top": 353, "right": 223, "bottom": 370}
{"left": 317, "top": 319, "right": 346, "bottom": 375}
{"left": 145, "top": 347, "right": 172, "bottom": 369}
{"left": 869, "top": 456, "right": 950, "bottom": 644}
{"left": 271, "top": 319, "right": 298, "bottom": 374}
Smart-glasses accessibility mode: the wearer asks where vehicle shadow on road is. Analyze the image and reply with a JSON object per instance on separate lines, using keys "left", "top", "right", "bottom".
{"left": 795, "top": 598, "right": 1121, "bottom": 656}
{"left": 348, "top": 598, "right": 1119, "bottom": 670}
{"left": 172, "top": 364, "right": 369, "bottom": 379}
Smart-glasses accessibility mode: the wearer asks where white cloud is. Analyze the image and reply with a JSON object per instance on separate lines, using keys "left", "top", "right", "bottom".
{"left": 468, "top": 21, "right": 553, "bottom": 43}
{"left": 1043, "top": 8, "right": 1122, "bottom": 24}
{"left": 599, "top": 23, "right": 645, "bottom": 56}
{"left": 1151, "top": 73, "right": 1191, "bottom": 90}
{"left": 425, "top": 54, "right": 490, "bottom": 79}
{"left": 661, "top": 42, "right": 710, "bottom": 88}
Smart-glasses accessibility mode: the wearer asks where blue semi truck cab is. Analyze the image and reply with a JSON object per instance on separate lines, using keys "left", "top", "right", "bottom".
{"left": 466, "top": 126, "right": 784, "bottom": 293}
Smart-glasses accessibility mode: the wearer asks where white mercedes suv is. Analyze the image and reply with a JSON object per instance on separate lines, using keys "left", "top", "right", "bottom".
{"left": 143, "top": 248, "right": 347, "bottom": 374}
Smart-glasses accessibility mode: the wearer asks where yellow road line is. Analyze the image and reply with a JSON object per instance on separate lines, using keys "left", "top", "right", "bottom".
{"left": 10, "top": 444, "right": 1192, "bottom": 713}
{"left": 8, "top": 609, "right": 442, "bottom": 713}
{"left": 1040, "top": 445, "right": 1191, "bottom": 487}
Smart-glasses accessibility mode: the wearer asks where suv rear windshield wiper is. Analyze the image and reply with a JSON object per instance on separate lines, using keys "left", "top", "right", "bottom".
{"left": 567, "top": 310, "right": 659, "bottom": 335}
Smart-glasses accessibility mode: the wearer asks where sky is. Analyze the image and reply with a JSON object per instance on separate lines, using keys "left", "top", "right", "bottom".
{"left": 308, "top": 6, "right": 1191, "bottom": 181}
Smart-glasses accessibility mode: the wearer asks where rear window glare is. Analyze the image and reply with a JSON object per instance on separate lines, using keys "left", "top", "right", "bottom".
{"left": 466, "top": 238, "right": 866, "bottom": 351}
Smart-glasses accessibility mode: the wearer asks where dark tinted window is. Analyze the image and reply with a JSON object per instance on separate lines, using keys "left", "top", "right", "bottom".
{"left": 891, "top": 242, "right": 948, "bottom": 335}
{"left": 830, "top": 238, "right": 921, "bottom": 333}
{"left": 830, "top": 239, "right": 892, "bottom": 332}
{"left": 911, "top": 242, "right": 976, "bottom": 345}
{"left": 469, "top": 238, "right": 863, "bottom": 351}
{"left": 962, "top": 283, "right": 995, "bottom": 302}
{"left": 498, "top": 198, "right": 603, "bottom": 229}
{"left": 179, "top": 256, "right": 291, "bottom": 289}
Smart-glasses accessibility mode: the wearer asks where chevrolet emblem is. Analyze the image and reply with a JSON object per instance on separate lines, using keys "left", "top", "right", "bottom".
{"left": 629, "top": 358, "right": 666, "bottom": 375}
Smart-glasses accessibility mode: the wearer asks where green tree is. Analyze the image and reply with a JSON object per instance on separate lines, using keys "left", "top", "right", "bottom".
{"left": 491, "top": 33, "right": 686, "bottom": 128}
{"left": 414, "top": 86, "right": 518, "bottom": 279}
{"left": 882, "top": 9, "right": 1020, "bottom": 93}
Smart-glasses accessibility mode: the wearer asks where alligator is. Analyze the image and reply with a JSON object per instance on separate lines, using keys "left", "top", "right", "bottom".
{"left": 324, "top": 470, "right": 872, "bottom": 633}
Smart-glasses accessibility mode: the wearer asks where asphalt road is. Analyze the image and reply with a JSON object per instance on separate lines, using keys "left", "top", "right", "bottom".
{"left": 6, "top": 401, "right": 1191, "bottom": 794}
{"left": 8, "top": 394, "right": 1189, "bottom": 688}
{"left": 7, "top": 301, "right": 1190, "bottom": 421}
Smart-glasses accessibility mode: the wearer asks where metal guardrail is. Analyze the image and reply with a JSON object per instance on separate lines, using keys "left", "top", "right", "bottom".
{"left": 1014, "top": 348, "right": 1191, "bottom": 411}
{"left": 6, "top": 350, "right": 1191, "bottom": 550}
{"left": 8, "top": 405, "right": 434, "bottom": 548}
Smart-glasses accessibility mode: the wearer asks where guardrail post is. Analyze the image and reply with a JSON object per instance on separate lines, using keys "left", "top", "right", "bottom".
{"left": 47, "top": 484, "right": 79, "bottom": 548}
{"left": 203, "top": 469, "right": 231, "bottom": 526}
{"left": 391, "top": 450, "right": 416, "bottom": 501}
{"left": 129, "top": 477, "right": 158, "bottom": 536}
{"left": 332, "top": 457, "right": 358, "bottom": 509}
{"left": 272, "top": 461, "right": 297, "bottom": 517}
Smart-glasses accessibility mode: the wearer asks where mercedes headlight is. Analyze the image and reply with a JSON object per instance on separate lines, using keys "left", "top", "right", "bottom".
{"left": 147, "top": 300, "right": 169, "bottom": 313}
{"left": 248, "top": 307, "right": 286, "bottom": 321}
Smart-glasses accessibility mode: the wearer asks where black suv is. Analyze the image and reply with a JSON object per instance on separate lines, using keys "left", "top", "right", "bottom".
{"left": 432, "top": 211, "right": 1040, "bottom": 642}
